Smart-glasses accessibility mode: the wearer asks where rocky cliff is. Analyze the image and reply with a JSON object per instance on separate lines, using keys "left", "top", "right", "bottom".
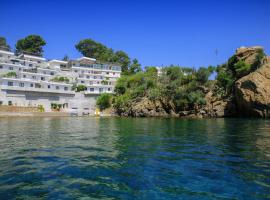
{"left": 112, "top": 46, "right": 270, "bottom": 118}
{"left": 235, "top": 56, "right": 270, "bottom": 117}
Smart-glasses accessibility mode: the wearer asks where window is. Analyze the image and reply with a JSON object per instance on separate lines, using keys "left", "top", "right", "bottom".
{"left": 99, "top": 88, "right": 103, "bottom": 93}
{"left": 19, "top": 68, "right": 21, "bottom": 71}
{"left": 8, "top": 101, "right": 12, "bottom": 106}
{"left": 9, "top": 67, "right": 13, "bottom": 70}
{"left": 90, "top": 88, "right": 94, "bottom": 92}
{"left": 81, "top": 81, "right": 85, "bottom": 84}
{"left": 108, "top": 88, "right": 111, "bottom": 91}
{"left": 30, "top": 83, "right": 34, "bottom": 87}
{"left": 113, "top": 73, "right": 115, "bottom": 75}
{"left": 29, "top": 64, "right": 33, "bottom": 67}
{"left": 106, "top": 72, "right": 109, "bottom": 75}
{"left": 56, "top": 86, "right": 59, "bottom": 90}
{"left": 37, "top": 61, "right": 41, "bottom": 63}
{"left": 23, "top": 75, "right": 26, "bottom": 78}
{"left": 94, "top": 76, "right": 97, "bottom": 79}
{"left": 48, "top": 85, "right": 51, "bottom": 89}
{"left": 86, "top": 76, "right": 90, "bottom": 79}
{"left": 0, "top": 101, "right": 2, "bottom": 105}
{"left": 8, "top": 82, "right": 13, "bottom": 86}
{"left": 32, "top": 76, "right": 36, "bottom": 79}
{"left": 64, "top": 87, "right": 68, "bottom": 91}
{"left": 19, "top": 83, "right": 24, "bottom": 87}
{"left": 50, "top": 72, "right": 54, "bottom": 75}
{"left": 0, "top": 65, "right": 3, "bottom": 69}
{"left": 41, "top": 77, "right": 45, "bottom": 81}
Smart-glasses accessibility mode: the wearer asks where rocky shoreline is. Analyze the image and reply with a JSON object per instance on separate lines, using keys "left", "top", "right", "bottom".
{"left": 110, "top": 46, "right": 270, "bottom": 118}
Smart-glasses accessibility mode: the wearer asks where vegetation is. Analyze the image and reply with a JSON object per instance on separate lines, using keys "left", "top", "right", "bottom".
{"left": 4, "top": 71, "right": 17, "bottom": 78}
{"left": 75, "top": 38, "right": 141, "bottom": 74}
{"left": 51, "top": 76, "right": 70, "bottom": 83}
{"left": 0, "top": 37, "right": 11, "bottom": 51}
{"left": 38, "top": 105, "right": 45, "bottom": 112}
{"left": 15, "top": 35, "right": 46, "bottom": 56}
{"left": 113, "top": 65, "right": 214, "bottom": 114}
{"left": 215, "top": 49, "right": 265, "bottom": 96}
{"left": 76, "top": 85, "right": 87, "bottom": 92}
{"left": 62, "top": 55, "right": 69, "bottom": 61}
{"left": 96, "top": 93, "right": 112, "bottom": 110}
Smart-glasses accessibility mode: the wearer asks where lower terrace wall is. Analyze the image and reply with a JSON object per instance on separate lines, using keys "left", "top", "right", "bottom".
{"left": 0, "top": 105, "right": 39, "bottom": 112}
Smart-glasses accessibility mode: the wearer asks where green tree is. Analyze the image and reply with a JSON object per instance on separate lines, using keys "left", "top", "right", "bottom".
{"left": 76, "top": 85, "right": 87, "bottom": 92}
{"left": 0, "top": 37, "right": 11, "bottom": 51}
{"left": 16, "top": 35, "right": 46, "bottom": 56}
{"left": 96, "top": 93, "right": 112, "bottom": 110}
{"left": 62, "top": 55, "right": 69, "bottom": 61}
{"left": 75, "top": 39, "right": 112, "bottom": 62}
{"left": 129, "top": 58, "right": 142, "bottom": 74}
{"left": 113, "top": 51, "right": 130, "bottom": 73}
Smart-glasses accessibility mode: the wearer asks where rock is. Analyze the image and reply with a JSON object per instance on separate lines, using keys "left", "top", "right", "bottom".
{"left": 235, "top": 61, "right": 270, "bottom": 117}
{"left": 235, "top": 46, "right": 267, "bottom": 66}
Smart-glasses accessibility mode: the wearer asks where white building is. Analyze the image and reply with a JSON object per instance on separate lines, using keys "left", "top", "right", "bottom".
{"left": 0, "top": 50, "right": 121, "bottom": 115}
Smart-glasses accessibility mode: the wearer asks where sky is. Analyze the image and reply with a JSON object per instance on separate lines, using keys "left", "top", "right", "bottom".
{"left": 1, "top": 0, "right": 270, "bottom": 68}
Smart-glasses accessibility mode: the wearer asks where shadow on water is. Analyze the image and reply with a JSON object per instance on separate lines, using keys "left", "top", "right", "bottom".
{"left": 0, "top": 117, "right": 269, "bottom": 199}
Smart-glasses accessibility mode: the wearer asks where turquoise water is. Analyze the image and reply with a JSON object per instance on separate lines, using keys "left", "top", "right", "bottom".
{"left": 0, "top": 117, "right": 269, "bottom": 199}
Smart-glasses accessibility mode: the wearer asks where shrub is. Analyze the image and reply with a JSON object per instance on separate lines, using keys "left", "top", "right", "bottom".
{"left": 76, "top": 85, "right": 87, "bottom": 92}
{"left": 4, "top": 71, "right": 17, "bottom": 78}
{"left": 234, "top": 60, "right": 251, "bottom": 78}
{"left": 51, "top": 76, "right": 69, "bottom": 83}
{"left": 96, "top": 93, "right": 112, "bottom": 110}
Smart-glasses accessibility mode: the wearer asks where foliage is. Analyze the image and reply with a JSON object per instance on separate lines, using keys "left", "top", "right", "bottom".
{"left": 101, "top": 80, "right": 109, "bottom": 85}
{"left": 75, "top": 38, "right": 141, "bottom": 74}
{"left": 51, "top": 103, "right": 62, "bottom": 111}
{"left": 234, "top": 60, "right": 251, "bottom": 78}
{"left": 215, "top": 49, "right": 265, "bottom": 95}
{"left": 0, "top": 37, "right": 11, "bottom": 51}
{"left": 96, "top": 93, "right": 112, "bottom": 110}
{"left": 51, "top": 76, "right": 70, "bottom": 83}
{"left": 38, "top": 105, "right": 45, "bottom": 112}
{"left": 62, "top": 55, "right": 69, "bottom": 61}
{"left": 129, "top": 59, "right": 142, "bottom": 74}
{"left": 15, "top": 35, "right": 46, "bottom": 56}
{"left": 76, "top": 85, "right": 87, "bottom": 92}
{"left": 113, "top": 65, "right": 214, "bottom": 113}
{"left": 4, "top": 71, "right": 17, "bottom": 78}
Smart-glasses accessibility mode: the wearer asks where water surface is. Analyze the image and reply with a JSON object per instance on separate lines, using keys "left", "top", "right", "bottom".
{"left": 0, "top": 117, "right": 269, "bottom": 199}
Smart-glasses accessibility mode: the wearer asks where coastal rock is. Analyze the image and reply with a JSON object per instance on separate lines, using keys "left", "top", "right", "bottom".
{"left": 235, "top": 46, "right": 267, "bottom": 66}
{"left": 127, "top": 97, "right": 169, "bottom": 117}
{"left": 235, "top": 61, "right": 270, "bottom": 117}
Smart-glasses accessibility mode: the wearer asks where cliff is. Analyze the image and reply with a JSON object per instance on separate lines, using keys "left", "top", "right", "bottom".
{"left": 111, "top": 46, "right": 270, "bottom": 118}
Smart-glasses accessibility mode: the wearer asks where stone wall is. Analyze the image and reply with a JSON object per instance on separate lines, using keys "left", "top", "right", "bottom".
{"left": 0, "top": 105, "right": 39, "bottom": 112}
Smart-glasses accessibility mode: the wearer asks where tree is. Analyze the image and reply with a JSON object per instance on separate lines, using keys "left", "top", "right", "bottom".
{"left": 62, "top": 55, "right": 69, "bottom": 61}
{"left": 0, "top": 37, "right": 11, "bottom": 51}
{"left": 113, "top": 51, "right": 130, "bottom": 73}
{"left": 196, "top": 66, "right": 215, "bottom": 84}
{"left": 96, "top": 93, "right": 112, "bottom": 110}
{"left": 75, "top": 39, "right": 110, "bottom": 61}
{"left": 129, "top": 58, "right": 142, "bottom": 74}
{"left": 16, "top": 35, "right": 46, "bottom": 56}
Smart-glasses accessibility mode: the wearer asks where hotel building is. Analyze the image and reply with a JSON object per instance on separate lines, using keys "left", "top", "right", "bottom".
{"left": 0, "top": 50, "right": 121, "bottom": 115}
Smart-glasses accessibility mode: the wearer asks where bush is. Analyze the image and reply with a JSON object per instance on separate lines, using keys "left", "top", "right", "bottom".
{"left": 96, "top": 93, "right": 112, "bottom": 110}
{"left": 234, "top": 60, "right": 251, "bottom": 78}
{"left": 4, "top": 71, "right": 17, "bottom": 78}
{"left": 51, "top": 76, "right": 69, "bottom": 83}
{"left": 76, "top": 85, "right": 87, "bottom": 92}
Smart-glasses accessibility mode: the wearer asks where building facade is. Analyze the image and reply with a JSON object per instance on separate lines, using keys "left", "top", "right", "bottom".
{"left": 0, "top": 50, "right": 121, "bottom": 115}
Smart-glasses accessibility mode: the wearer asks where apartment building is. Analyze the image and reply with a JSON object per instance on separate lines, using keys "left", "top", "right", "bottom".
{"left": 0, "top": 50, "right": 121, "bottom": 114}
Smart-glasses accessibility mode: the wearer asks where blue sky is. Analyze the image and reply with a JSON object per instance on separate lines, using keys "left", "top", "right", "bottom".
{"left": 1, "top": 0, "right": 269, "bottom": 68}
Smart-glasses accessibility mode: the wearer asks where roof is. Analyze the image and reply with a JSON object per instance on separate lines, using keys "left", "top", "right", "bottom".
{"left": 49, "top": 59, "right": 68, "bottom": 64}
{"left": 0, "top": 50, "right": 14, "bottom": 55}
{"left": 19, "top": 54, "right": 46, "bottom": 61}
{"left": 77, "top": 57, "right": 96, "bottom": 62}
